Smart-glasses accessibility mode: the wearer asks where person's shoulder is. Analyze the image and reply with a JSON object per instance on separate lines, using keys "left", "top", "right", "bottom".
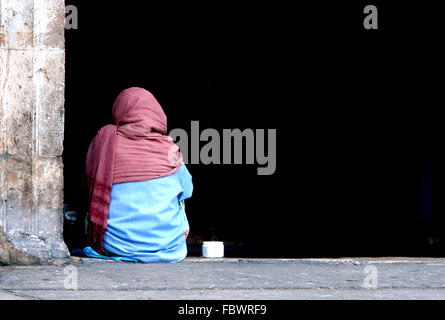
{"left": 97, "top": 124, "right": 116, "bottom": 135}
{"left": 178, "top": 162, "right": 192, "bottom": 177}
{"left": 179, "top": 161, "right": 189, "bottom": 171}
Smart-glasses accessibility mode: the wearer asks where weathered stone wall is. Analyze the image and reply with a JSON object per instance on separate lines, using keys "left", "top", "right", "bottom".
{"left": 0, "top": 0, "right": 69, "bottom": 265}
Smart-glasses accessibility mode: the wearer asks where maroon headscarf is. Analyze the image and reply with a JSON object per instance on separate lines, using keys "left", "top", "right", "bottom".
{"left": 85, "top": 88, "right": 182, "bottom": 253}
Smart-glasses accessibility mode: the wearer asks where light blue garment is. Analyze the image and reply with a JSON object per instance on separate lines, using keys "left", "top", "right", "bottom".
{"left": 85, "top": 163, "right": 193, "bottom": 263}
{"left": 82, "top": 246, "right": 137, "bottom": 262}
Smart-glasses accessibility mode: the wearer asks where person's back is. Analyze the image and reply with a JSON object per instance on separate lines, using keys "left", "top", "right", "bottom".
{"left": 83, "top": 87, "right": 192, "bottom": 263}
{"left": 103, "top": 162, "right": 192, "bottom": 262}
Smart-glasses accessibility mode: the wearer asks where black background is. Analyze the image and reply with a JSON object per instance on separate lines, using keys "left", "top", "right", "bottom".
{"left": 63, "top": 1, "right": 445, "bottom": 257}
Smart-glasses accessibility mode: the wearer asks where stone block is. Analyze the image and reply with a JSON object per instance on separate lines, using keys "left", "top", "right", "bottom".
{"left": 0, "top": 155, "right": 34, "bottom": 237}
{"left": 0, "top": 49, "right": 6, "bottom": 154}
{"left": 0, "top": 155, "right": 69, "bottom": 263}
{"left": 0, "top": 48, "right": 34, "bottom": 156}
{"left": 0, "top": 0, "right": 35, "bottom": 50}
{"left": 0, "top": 225, "right": 40, "bottom": 265}
{"left": 34, "top": 0, "right": 65, "bottom": 49}
{"left": 32, "top": 156, "right": 64, "bottom": 241}
{"left": 34, "top": 49, "right": 65, "bottom": 156}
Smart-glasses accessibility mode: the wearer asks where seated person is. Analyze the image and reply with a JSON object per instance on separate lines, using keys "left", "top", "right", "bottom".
{"left": 83, "top": 87, "right": 192, "bottom": 263}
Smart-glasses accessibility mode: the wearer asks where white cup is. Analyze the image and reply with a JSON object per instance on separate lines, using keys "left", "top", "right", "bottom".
{"left": 202, "top": 241, "right": 224, "bottom": 258}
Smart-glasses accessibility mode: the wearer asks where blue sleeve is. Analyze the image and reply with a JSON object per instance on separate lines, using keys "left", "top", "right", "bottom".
{"left": 178, "top": 163, "right": 193, "bottom": 201}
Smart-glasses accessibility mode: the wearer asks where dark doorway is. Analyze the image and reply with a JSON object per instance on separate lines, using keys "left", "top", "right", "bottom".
{"left": 63, "top": 1, "right": 445, "bottom": 258}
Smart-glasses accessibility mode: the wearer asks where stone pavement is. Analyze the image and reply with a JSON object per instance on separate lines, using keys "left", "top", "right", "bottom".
{"left": 1, "top": 257, "right": 445, "bottom": 300}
